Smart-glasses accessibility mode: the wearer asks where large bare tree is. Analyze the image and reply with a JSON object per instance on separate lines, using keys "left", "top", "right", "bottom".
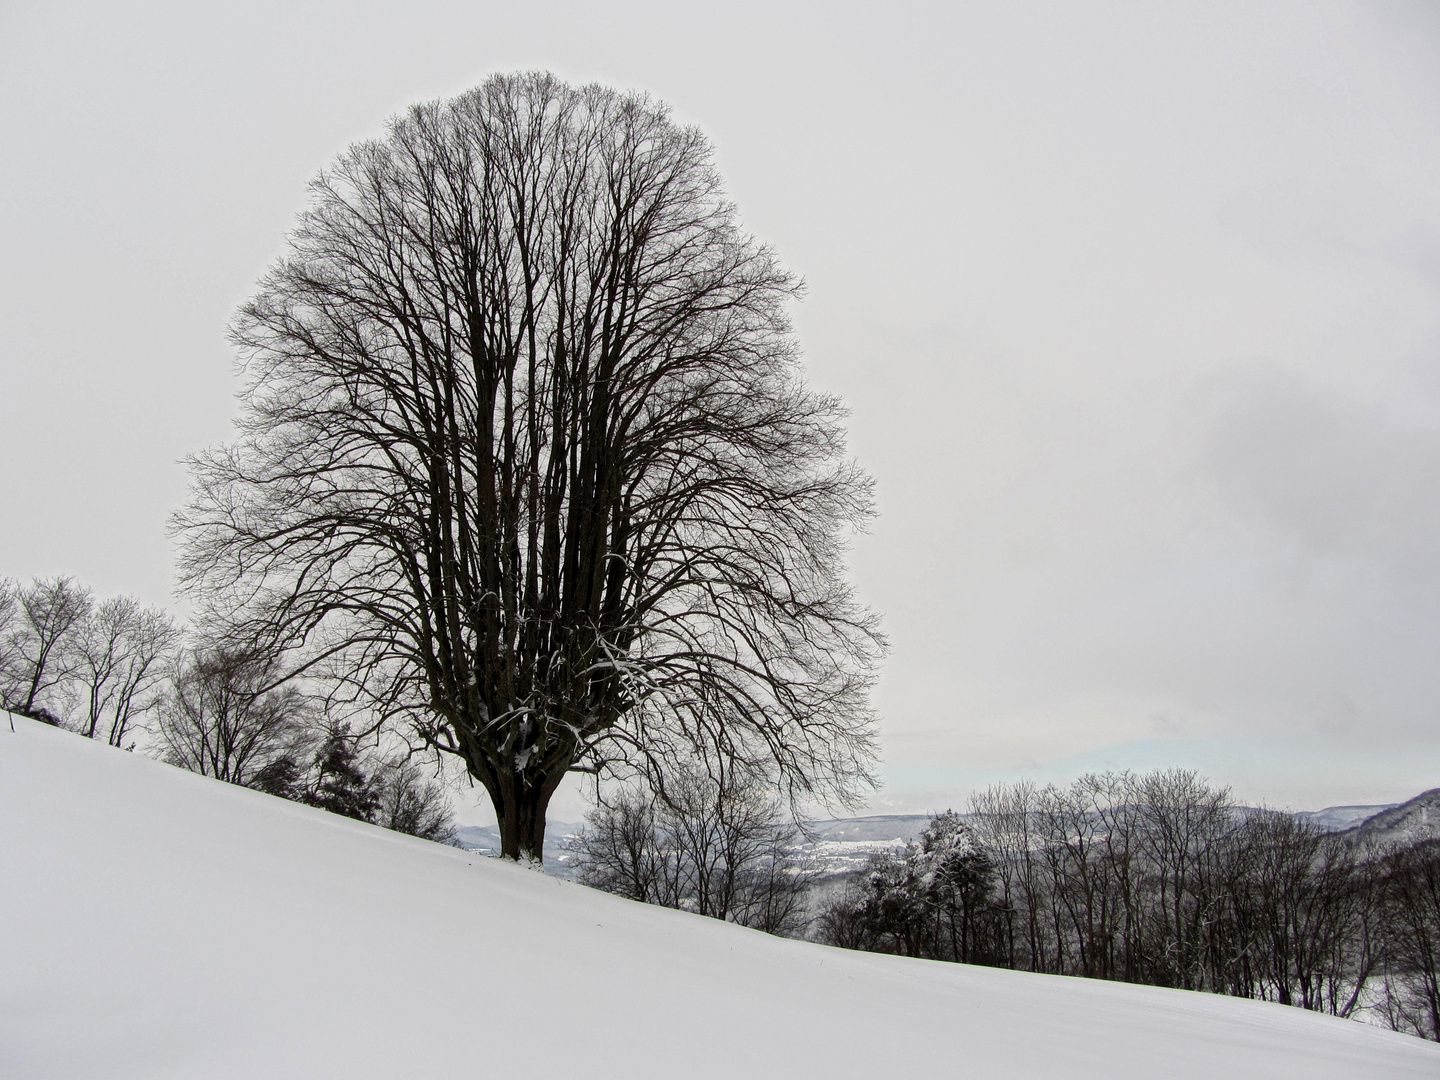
{"left": 178, "top": 72, "right": 882, "bottom": 861}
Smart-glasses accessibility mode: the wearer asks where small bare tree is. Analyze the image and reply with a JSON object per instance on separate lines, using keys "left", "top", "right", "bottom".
{"left": 570, "top": 787, "right": 668, "bottom": 904}
{"left": 155, "top": 646, "right": 314, "bottom": 785}
{"left": 1230, "top": 811, "right": 1377, "bottom": 1013}
{"left": 177, "top": 72, "right": 882, "bottom": 861}
{"left": 968, "top": 779, "right": 1053, "bottom": 971}
{"left": 1132, "top": 769, "right": 1236, "bottom": 989}
{"left": 72, "top": 596, "right": 181, "bottom": 746}
{"left": 0, "top": 579, "right": 16, "bottom": 699}
{"left": 572, "top": 763, "right": 814, "bottom": 934}
{"left": 371, "top": 754, "right": 458, "bottom": 844}
{"left": 1, "top": 576, "right": 92, "bottom": 721}
{"left": 0, "top": 579, "right": 19, "bottom": 725}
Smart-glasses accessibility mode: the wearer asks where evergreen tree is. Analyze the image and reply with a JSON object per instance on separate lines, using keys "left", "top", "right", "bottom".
{"left": 819, "top": 810, "right": 1001, "bottom": 963}
{"left": 250, "top": 754, "right": 306, "bottom": 800}
{"left": 306, "top": 725, "right": 380, "bottom": 822}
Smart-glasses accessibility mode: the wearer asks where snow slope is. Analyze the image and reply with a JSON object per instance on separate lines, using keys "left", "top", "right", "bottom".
{"left": 2, "top": 716, "right": 1435, "bottom": 1080}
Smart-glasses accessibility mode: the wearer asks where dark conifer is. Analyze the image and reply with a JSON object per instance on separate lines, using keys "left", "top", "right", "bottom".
{"left": 250, "top": 755, "right": 305, "bottom": 800}
{"left": 306, "top": 725, "right": 380, "bottom": 822}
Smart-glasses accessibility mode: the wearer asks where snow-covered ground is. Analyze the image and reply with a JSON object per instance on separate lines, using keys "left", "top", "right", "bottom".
{"left": 3, "top": 715, "right": 1436, "bottom": 1079}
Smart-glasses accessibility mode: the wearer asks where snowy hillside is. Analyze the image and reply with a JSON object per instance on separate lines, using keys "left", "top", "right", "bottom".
{"left": 2, "top": 716, "right": 1436, "bottom": 1079}
{"left": 1298, "top": 803, "right": 1398, "bottom": 831}
{"left": 1349, "top": 788, "right": 1440, "bottom": 847}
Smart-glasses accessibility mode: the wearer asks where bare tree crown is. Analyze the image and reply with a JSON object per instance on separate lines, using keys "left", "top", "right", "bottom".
{"left": 177, "top": 72, "right": 882, "bottom": 859}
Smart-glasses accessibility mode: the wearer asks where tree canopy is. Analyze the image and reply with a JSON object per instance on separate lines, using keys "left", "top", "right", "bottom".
{"left": 178, "top": 72, "right": 882, "bottom": 860}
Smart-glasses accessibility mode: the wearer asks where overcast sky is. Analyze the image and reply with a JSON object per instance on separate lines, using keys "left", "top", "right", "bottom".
{"left": 3, "top": 0, "right": 1438, "bottom": 822}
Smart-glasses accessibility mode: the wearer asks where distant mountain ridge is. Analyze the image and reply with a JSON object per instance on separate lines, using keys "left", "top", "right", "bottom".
{"left": 804, "top": 802, "right": 1404, "bottom": 841}
{"left": 1297, "top": 803, "right": 1399, "bottom": 831}
{"left": 803, "top": 815, "right": 935, "bottom": 843}
{"left": 1346, "top": 789, "right": 1440, "bottom": 847}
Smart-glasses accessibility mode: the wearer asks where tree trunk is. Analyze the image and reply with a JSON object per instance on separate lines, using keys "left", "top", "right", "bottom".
{"left": 486, "top": 764, "right": 567, "bottom": 863}
{"left": 498, "top": 796, "right": 547, "bottom": 861}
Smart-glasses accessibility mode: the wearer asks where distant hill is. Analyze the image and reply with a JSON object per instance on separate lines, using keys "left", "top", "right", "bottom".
{"left": 1346, "top": 789, "right": 1440, "bottom": 847}
{"left": 794, "top": 802, "right": 1408, "bottom": 878}
{"left": 803, "top": 814, "right": 935, "bottom": 844}
{"left": 802, "top": 803, "right": 1402, "bottom": 844}
{"left": 1297, "top": 803, "right": 1398, "bottom": 831}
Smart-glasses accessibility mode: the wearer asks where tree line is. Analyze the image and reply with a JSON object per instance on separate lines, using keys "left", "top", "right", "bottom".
{"left": 1, "top": 574, "right": 456, "bottom": 843}
{"left": 817, "top": 769, "right": 1440, "bottom": 1041}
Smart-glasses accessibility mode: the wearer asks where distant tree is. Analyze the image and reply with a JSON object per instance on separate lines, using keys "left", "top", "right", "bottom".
{"left": 0, "top": 579, "right": 16, "bottom": 711}
{"left": 1129, "top": 770, "right": 1238, "bottom": 989}
{"left": 966, "top": 779, "right": 1052, "bottom": 971}
{"left": 0, "top": 576, "right": 91, "bottom": 720}
{"left": 72, "top": 596, "right": 180, "bottom": 746}
{"left": 916, "top": 811, "right": 1001, "bottom": 963}
{"left": 958, "top": 770, "right": 1245, "bottom": 985}
{"left": 154, "top": 646, "right": 314, "bottom": 785}
{"left": 243, "top": 727, "right": 459, "bottom": 842}
{"left": 571, "top": 787, "right": 667, "bottom": 904}
{"left": 814, "top": 773, "right": 1437, "bottom": 1040}
{"left": 1378, "top": 840, "right": 1440, "bottom": 1040}
{"left": 371, "top": 755, "right": 458, "bottom": 844}
{"left": 1216, "top": 810, "right": 1377, "bottom": 1013}
{"left": 573, "top": 763, "right": 814, "bottom": 935}
{"left": 176, "top": 71, "right": 882, "bottom": 862}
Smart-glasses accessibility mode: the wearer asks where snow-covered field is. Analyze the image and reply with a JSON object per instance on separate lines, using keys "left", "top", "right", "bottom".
{"left": 3, "top": 715, "right": 1436, "bottom": 1079}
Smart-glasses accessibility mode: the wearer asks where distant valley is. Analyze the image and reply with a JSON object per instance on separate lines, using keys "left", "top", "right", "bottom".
{"left": 456, "top": 794, "right": 1433, "bottom": 879}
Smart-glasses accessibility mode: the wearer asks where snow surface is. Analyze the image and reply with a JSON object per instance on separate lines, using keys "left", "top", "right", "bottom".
{"left": 3, "top": 715, "right": 1436, "bottom": 1080}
